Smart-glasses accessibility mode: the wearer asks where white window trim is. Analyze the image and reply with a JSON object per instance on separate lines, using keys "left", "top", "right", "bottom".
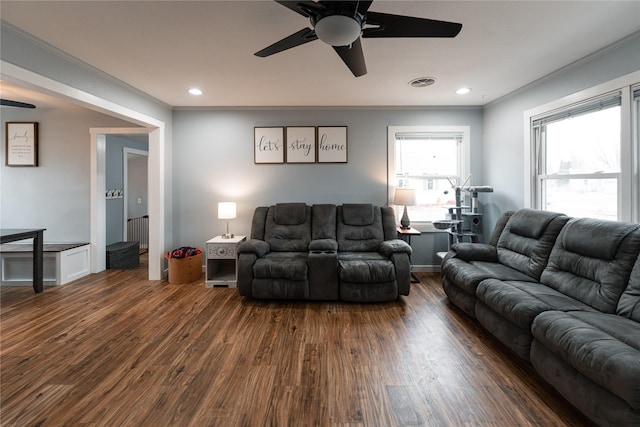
{"left": 523, "top": 70, "right": 640, "bottom": 222}
{"left": 387, "top": 125, "right": 471, "bottom": 230}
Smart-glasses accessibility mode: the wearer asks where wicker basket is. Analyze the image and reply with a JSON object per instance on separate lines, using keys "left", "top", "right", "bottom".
{"left": 167, "top": 253, "right": 202, "bottom": 283}
{"left": 106, "top": 241, "right": 139, "bottom": 269}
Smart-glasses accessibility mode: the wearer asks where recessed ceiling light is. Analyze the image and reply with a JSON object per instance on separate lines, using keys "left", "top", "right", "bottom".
{"left": 408, "top": 77, "right": 436, "bottom": 88}
{"left": 456, "top": 87, "right": 471, "bottom": 95}
{"left": 188, "top": 88, "right": 203, "bottom": 95}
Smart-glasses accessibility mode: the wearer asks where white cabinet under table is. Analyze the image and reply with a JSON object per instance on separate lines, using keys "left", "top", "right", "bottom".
{"left": 205, "top": 235, "right": 246, "bottom": 288}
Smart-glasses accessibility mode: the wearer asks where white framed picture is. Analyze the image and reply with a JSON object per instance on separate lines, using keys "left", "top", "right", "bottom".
{"left": 254, "top": 127, "right": 284, "bottom": 164}
{"left": 286, "top": 126, "right": 316, "bottom": 163}
{"left": 5, "top": 122, "right": 38, "bottom": 166}
{"left": 317, "top": 126, "right": 347, "bottom": 163}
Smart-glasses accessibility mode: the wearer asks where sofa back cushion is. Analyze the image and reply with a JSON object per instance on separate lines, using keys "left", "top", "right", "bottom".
{"left": 250, "top": 206, "right": 270, "bottom": 240}
{"left": 264, "top": 203, "right": 312, "bottom": 251}
{"left": 541, "top": 218, "right": 640, "bottom": 313}
{"left": 380, "top": 206, "right": 399, "bottom": 241}
{"left": 488, "top": 210, "right": 515, "bottom": 246}
{"left": 337, "top": 204, "right": 384, "bottom": 252}
{"left": 496, "top": 209, "right": 569, "bottom": 280}
{"left": 312, "top": 204, "right": 337, "bottom": 240}
{"left": 617, "top": 254, "right": 640, "bottom": 321}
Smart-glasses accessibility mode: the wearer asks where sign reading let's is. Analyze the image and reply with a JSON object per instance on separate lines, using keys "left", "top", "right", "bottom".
{"left": 254, "top": 126, "right": 347, "bottom": 164}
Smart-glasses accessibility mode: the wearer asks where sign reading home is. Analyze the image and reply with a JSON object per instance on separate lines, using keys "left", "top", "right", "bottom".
{"left": 317, "top": 126, "right": 347, "bottom": 163}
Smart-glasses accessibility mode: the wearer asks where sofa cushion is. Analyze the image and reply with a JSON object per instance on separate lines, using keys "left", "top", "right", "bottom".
{"left": 264, "top": 205, "right": 311, "bottom": 251}
{"left": 508, "top": 208, "right": 560, "bottom": 239}
{"left": 274, "top": 203, "right": 307, "bottom": 225}
{"left": 253, "top": 252, "right": 308, "bottom": 280}
{"left": 450, "top": 243, "right": 497, "bottom": 262}
{"left": 339, "top": 260, "right": 395, "bottom": 283}
{"left": 488, "top": 210, "right": 515, "bottom": 246}
{"left": 342, "top": 204, "right": 374, "bottom": 226}
{"left": 442, "top": 259, "right": 536, "bottom": 295}
{"left": 541, "top": 218, "right": 640, "bottom": 313}
{"left": 531, "top": 310, "right": 640, "bottom": 411}
{"left": 617, "top": 254, "right": 640, "bottom": 321}
{"left": 379, "top": 239, "right": 412, "bottom": 257}
{"left": 309, "top": 239, "right": 338, "bottom": 251}
{"left": 562, "top": 218, "right": 639, "bottom": 260}
{"left": 496, "top": 209, "right": 569, "bottom": 280}
{"left": 312, "top": 204, "right": 337, "bottom": 240}
{"left": 337, "top": 206, "right": 384, "bottom": 252}
{"left": 476, "top": 279, "right": 596, "bottom": 331}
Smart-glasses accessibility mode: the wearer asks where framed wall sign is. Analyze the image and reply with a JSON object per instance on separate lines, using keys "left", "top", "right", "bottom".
{"left": 5, "top": 122, "right": 38, "bottom": 166}
{"left": 317, "top": 126, "right": 347, "bottom": 163}
{"left": 286, "top": 126, "right": 316, "bottom": 163}
{"left": 254, "top": 127, "right": 284, "bottom": 164}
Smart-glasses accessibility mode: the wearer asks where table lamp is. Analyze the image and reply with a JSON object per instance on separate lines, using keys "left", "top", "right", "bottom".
{"left": 218, "top": 202, "right": 236, "bottom": 238}
{"left": 394, "top": 188, "right": 416, "bottom": 229}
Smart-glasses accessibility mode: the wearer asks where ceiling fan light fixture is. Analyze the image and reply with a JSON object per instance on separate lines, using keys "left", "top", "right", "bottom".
{"left": 314, "top": 15, "right": 361, "bottom": 46}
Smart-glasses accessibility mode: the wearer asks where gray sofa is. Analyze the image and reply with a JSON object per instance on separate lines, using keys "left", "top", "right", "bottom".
{"left": 441, "top": 208, "right": 640, "bottom": 426}
{"left": 237, "top": 203, "right": 412, "bottom": 302}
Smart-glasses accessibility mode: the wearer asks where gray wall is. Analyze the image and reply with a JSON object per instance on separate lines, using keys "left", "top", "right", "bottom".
{"left": 483, "top": 33, "right": 640, "bottom": 231}
{"left": 105, "top": 135, "right": 148, "bottom": 245}
{"left": 127, "top": 154, "right": 148, "bottom": 219}
{"left": 172, "top": 107, "right": 483, "bottom": 267}
{"left": 0, "top": 106, "right": 144, "bottom": 242}
{"left": 1, "top": 21, "right": 174, "bottom": 253}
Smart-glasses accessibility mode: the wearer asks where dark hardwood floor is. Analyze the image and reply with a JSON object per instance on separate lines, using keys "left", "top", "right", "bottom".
{"left": 0, "top": 264, "right": 595, "bottom": 426}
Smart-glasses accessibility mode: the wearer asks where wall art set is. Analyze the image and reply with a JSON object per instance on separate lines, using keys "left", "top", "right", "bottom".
{"left": 254, "top": 126, "right": 347, "bottom": 164}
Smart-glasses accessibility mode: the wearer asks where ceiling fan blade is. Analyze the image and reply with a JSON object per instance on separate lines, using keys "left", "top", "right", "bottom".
{"left": 275, "top": 1, "right": 325, "bottom": 18}
{"left": 363, "top": 12, "right": 462, "bottom": 38}
{"left": 0, "top": 99, "right": 36, "bottom": 109}
{"left": 333, "top": 37, "right": 367, "bottom": 77}
{"left": 317, "top": 0, "right": 373, "bottom": 14}
{"left": 255, "top": 28, "right": 318, "bottom": 57}
{"left": 356, "top": 1, "right": 374, "bottom": 14}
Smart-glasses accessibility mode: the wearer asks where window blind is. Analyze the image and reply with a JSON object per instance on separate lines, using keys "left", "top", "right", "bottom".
{"left": 533, "top": 92, "right": 621, "bottom": 128}
{"left": 395, "top": 133, "right": 462, "bottom": 141}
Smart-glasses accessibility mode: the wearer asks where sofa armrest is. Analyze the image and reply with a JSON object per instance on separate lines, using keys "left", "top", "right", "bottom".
{"left": 379, "top": 239, "right": 412, "bottom": 257}
{"left": 450, "top": 242, "right": 497, "bottom": 262}
{"left": 309, "top": 239, "right": 338, "bottom": 251}
{"left": 238, "top": 239, "right": 270, "bottom": 257}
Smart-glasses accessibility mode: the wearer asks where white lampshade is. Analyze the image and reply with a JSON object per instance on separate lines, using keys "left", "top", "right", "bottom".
{"left": 394, "top": 188, "right": 416, "bottom": 206}
{"left": 218, "top": 202, "right": 236, "bottom": 219}
{"left": 314, "top": 15, "right": 361, "bottom": 46}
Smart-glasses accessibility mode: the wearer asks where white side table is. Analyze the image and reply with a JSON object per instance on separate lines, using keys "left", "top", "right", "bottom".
{"left": 205, "top": 235, "right": 246, "bottom": 288}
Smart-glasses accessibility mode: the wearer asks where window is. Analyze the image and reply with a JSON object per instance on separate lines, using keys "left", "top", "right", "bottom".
{"left": 525, "top": 72, "right": 640, "bottom": 222}
{"left": 388, "top": 126, "right": 470, "bottom": 226}
{"left": 532, "top": 93, "right": 621, "bottom": 220}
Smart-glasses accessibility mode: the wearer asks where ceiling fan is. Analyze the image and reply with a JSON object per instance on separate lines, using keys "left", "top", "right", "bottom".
{"left": 255, "top": 0, "right": 462, "bottom": 77}
{"left": 0, "top": 99, "right": 36, "bottom": 109}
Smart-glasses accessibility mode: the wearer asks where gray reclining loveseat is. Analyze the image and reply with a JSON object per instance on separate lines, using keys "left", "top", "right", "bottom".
{"left": 441, "top": 208, "right": 640, "bottom": 426}
{"left": 237, "top": 203, "right": 412, "bottom": 302}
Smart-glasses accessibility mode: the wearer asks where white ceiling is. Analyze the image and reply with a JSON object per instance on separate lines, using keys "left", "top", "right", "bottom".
{"left": 1, "top": 1, "right": 639, "bottom": 108}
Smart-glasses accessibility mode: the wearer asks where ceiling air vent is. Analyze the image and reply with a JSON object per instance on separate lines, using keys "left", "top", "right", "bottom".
{"left": 408, "top": 77, "right": 436, "bottom": 88}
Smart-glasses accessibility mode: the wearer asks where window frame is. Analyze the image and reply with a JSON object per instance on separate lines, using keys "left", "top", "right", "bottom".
{"left": 524, "top": 70, "right": 640, "bottom": 222}
{"left": 387, "top": 125, "right": 470, "bottom": 230}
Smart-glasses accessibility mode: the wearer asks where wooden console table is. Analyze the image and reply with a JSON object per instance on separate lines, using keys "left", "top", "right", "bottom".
{"left": 1, "top": 229, "right": 46, "bottom": 293}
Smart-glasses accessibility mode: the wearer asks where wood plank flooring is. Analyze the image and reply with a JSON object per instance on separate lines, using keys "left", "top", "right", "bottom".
{"left": 0, "top": 265, "right": 595, "bottom": 426}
